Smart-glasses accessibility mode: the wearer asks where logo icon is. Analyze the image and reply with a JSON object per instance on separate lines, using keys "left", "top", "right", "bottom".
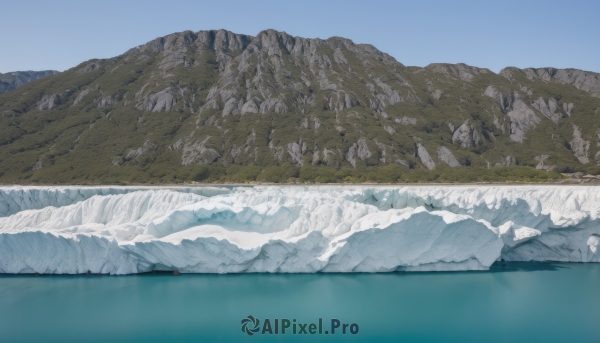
{"left": 241, "top": 315, "right": 261, "bottom": 336}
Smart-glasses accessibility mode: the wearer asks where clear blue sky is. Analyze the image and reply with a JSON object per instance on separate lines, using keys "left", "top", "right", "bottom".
{"left": 1, "top": 0, "right": 599, "bottom": 74}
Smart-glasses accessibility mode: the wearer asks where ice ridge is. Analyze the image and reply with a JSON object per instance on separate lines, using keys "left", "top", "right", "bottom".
{"left": 0, "top": 186, "right": 598, "bottom": 274}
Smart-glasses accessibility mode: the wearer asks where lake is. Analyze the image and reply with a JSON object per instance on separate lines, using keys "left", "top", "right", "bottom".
{"left": 1, "top": 262, "right": 599, "bottom": 342}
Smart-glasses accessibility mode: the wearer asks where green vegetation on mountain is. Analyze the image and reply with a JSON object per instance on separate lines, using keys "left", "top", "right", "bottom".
{"left": 0, "top": 29, "right": 599, "bottom": 184}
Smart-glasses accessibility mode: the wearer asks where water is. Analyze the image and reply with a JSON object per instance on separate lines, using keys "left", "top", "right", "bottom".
{"left": 1, "top": 262, "right": 599, "bottom": 343}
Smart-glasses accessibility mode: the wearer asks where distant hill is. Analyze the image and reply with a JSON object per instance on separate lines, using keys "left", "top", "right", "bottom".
{"left": 0, "top": 29, "right": 599, "bottom": 184}
{"left": 0, "top": 70, "right": 59, "bottom": 94}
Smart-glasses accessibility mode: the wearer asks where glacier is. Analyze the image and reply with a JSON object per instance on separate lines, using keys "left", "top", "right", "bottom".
{"left": 0, "top": 185, "right": 598, "bottom": 274}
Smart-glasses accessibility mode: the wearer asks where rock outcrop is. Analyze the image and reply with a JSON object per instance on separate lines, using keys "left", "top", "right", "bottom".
{"left": 287, "top": 141, "right": 306, "bottom": 166}
{"left": 523, "top": 68, "right": 600, "bottom": 97}
{"left": 485, "top": 86, "right": 540, "bottom": 143}
{"left": 532, "top": 97, "right": 561, "bottom": 123}
{"left": 138, "top": 88, "right": 176, "bottom": 112}
{"left": 36, "top": 94, "right": 60, "bottom": 110}
{"left": 416, "top": 143, "right": 435, "bottom": 170}
{"left": 395, "top": 116, "right": 417, "bottom": 125}
{"left": 437, "top": 146, "right": 461, "bottom": 167}
{"left": 181, "top": 136, "right": 221, "bottom": 165}
{"left": 452, "top": 122, "right": 481, "bottom": 148}
{"left": 73, "top": 89, "right": 91, "bottom": 105}
{"left": 534, "top": 154, "right": 553, "bottom": 171}
{"left": 569, "top": 125, "right": 590, "bottom": 164}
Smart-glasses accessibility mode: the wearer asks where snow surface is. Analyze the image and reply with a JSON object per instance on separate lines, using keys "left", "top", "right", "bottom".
{"left": 0, "top": 185, "right": 598, "bottom": 274}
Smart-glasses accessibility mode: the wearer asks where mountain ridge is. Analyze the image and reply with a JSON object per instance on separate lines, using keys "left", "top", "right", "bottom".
{"left": 0, "top": 28, "right": 599, "bottom": 184}
{"left": 0, "top": 70, "right": 59, "bottom": 94}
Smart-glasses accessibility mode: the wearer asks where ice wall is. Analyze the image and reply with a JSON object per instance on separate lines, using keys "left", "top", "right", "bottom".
{"left": 0, "top": 185, "right": 598, "bottom": 274}
{"left": 0, "top": 186, "right": 231, "bottom": 217}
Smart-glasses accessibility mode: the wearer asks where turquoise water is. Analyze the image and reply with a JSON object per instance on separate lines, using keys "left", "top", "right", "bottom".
{"left": 1, "top": 263, "right": 599, "bottom": 342}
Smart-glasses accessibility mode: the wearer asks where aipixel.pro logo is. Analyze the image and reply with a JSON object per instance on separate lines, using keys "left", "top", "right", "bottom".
{"left": 241, "top": 315, "right": 261, "bottom": 336}
{"left": 240, "top": 315, "right": 359, "bottom": 336}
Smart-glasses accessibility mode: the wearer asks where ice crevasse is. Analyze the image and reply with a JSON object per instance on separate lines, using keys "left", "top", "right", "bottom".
{"left": 0, "top": 185, "right": 598, "bottom": 274}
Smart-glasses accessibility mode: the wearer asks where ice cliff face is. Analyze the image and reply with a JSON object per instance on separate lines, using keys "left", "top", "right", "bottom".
{"left": 0, "top": 186, "right": 598, "bottom": 274}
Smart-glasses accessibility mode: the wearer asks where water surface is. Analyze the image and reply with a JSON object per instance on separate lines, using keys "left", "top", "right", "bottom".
{"left": 1, "top": 262, "right": 599, "bottom": 342}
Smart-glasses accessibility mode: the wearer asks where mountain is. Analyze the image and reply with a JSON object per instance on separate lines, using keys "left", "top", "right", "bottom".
{"left": 0, "top": 29, "right": 599, "bottom": 184}
{"left": 0, "top": 70, "right": 59, "bottom": 94}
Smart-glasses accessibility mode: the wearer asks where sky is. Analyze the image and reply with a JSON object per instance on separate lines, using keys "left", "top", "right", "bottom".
{"left": 1, "top": 0, "right": 599, "bottom": 74}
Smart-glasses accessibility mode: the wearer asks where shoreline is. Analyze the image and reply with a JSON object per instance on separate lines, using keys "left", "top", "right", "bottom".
{"left": 0, "top": 261, "right": 592, "bottom": 277}
{"left": 0, "top": 181, "right": 599, "bottom": 188}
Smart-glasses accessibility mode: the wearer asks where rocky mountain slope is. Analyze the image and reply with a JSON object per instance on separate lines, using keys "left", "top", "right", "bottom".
{"left": 0, "top": 29, "right": 599, "bottom": 184}
{"left": 0, "top": 70, "right": 59, "bottom": 94}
